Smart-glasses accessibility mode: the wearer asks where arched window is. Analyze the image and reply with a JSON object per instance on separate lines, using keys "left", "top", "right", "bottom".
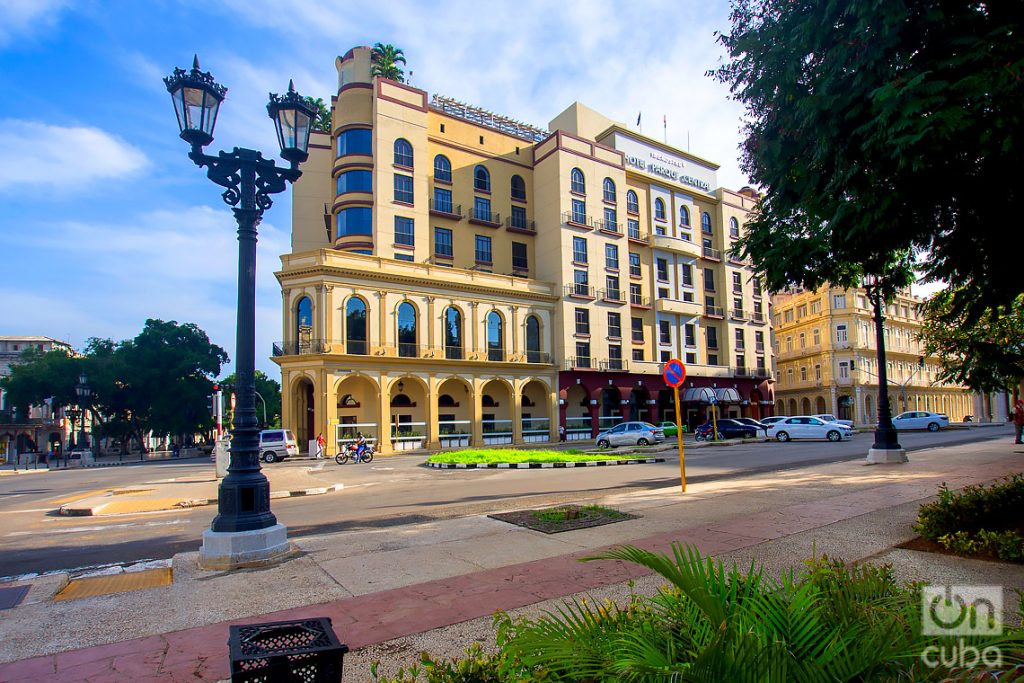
{"left": 510, "top": 175, "right": 526, "bottom": 201}
{"left": 295, "top": 296, "right": 313, "bottom": 342}
{"left": 397, "top": 301, "right": 417, "bottom": 357}
{"left": 602, "top": 178, "right": 616, "bottom": 202}
{"left": 474, "top": 165, "right": 490, "bottom": 192}
{"left": 438, "top": 394, "right": 458, "bottom": 407}
{"left": 345, "top": 297, "right": 367, "bottom": 355}
{"left": 394, "top": 138, "right": 413, "bottom": 167}
{"left": 486, "top": 311, "right": 503, "bottom": 361}
{"left": 654, "top": 198, "right": 666, "bottom": 221}
{"left": 444, "top": 307, "right": 462, "bottom": 359}
{"left": 433, "top": 154, "right": 451, "bottom": 182}
{"left": 679, "top": 205, "right": 690, "bottom": 226}
{"left": 626, "top": 190, "right": 639, "bottom": 213}
{"left": 729, "top": 217, "right": 740, "bottom": 238}
{"left": 701, "top": 211, "right": 712, "bottom": 233}
{"left": 525, "top": 315, "right": 541, "bottom": 363}
{"left": 570, "top": 168, "right": 585, "bottom": 194}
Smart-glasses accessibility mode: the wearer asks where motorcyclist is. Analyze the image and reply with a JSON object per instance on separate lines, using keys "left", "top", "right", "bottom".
{"left": 353, "top": 431, "right": 366, "bottom": 463}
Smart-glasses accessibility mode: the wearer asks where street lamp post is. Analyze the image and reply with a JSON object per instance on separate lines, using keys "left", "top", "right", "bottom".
{"left": 863, "top": 280, "right": 907, "bottom": 464}
{"left": 164, "top": 56, "right": 315, "bottom": 569}
{"left": 75, "top": 373, "right": 90, "bottom": 453}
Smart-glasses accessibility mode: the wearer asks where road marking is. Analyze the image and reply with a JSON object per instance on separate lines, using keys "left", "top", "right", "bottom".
{"left": 4, "top": 519, "right": 187, "bottom": 536}
{"left": 48, "top": 488, "right": 112, "bottom": 506}
{"left": 0, "top": 508, "right": 56, "bottom": 514}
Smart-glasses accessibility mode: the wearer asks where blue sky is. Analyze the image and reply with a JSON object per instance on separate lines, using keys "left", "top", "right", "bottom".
{"left": 0, "top": 0, "right": 753, "bottom": 378}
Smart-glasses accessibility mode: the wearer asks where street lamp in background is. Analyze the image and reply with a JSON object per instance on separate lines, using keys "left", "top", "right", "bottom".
{"left": 75, "top": 372, "right": 90, "bottom": 452}
{"left": 164, "top": 56, "right": 315, "bottom": 569}
{"left": 862, "top": 276, "right": 907, "bottom": 464}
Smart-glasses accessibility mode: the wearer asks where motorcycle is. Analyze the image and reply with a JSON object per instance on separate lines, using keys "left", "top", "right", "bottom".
{"left": 335, "top": 442, "right": 375, "bottom": 465}
{"left": 693, "top": 424, "right": 722, "bottom": 442}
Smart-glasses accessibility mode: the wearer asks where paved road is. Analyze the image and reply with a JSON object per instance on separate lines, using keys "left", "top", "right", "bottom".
{"left": 0, "top": 426, "right": 1013, "bottom": 579}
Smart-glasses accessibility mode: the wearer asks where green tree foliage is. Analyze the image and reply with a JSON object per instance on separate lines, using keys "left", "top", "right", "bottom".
{"left": 711, "top": 1, "right": 1023, "bottom": 309}
{"left": 371, "top": 43, "right": 407, "bottom": 83}
{"left": 218, "top": 370, "right": 281, "bottom": 428}
{"left": 0, "top": 320, "right": 227, "bottom": 448}
{"left": 303, "top": 96, "right": 331, "bottom": 133}
{"left": 921, "top": 289, "right": 1024, "bottom": 392}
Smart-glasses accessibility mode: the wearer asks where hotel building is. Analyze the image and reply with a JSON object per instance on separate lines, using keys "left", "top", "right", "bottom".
{"left": 274, "top": 46, "right": 775, "bottom": 454}
{"left": 771, "top": 287, "right": 972, "bottom": 424}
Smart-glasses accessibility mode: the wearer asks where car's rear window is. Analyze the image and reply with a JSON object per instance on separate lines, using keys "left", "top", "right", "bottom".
{"left": 285, "top": 431, "right": 296, "bottom": 442}
{"left": 262, "top": 431, "right": 284, "bottom": 441}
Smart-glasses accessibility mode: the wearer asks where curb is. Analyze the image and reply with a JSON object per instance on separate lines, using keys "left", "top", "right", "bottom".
{"left": 57, "top": 483, "right": 344, "bottom": 516}
{"left": 427, "top": 458, "right": 665, "bottom": 469}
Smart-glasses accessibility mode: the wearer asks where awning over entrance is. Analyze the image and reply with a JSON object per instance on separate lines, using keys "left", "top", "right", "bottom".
{"left": 681, "top": 387, "right": 716, "bottom": 403}
{"left": 714, "top": 388, "right": 741, "bottom": 403}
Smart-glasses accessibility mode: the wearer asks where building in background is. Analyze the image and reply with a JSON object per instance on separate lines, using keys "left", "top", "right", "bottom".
{"left": 0, "top": 336, "right": 73, "bottom": 460}
{"left": 273, "top": 46, "right": 774, "bottom": 454}
{"left": 771, "top": 288, "right": 972, "bottom": 424}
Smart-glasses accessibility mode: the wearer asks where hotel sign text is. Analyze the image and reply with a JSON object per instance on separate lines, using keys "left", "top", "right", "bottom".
{"left": 625, "top": 155, "right": 711, "bottom": 192}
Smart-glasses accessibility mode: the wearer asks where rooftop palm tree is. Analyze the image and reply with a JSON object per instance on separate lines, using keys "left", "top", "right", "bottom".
{"left": 370, "top": 42, "right": 406, "bottom": 83}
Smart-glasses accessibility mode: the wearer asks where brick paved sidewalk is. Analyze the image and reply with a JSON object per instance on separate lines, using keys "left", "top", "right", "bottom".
{"left": 1, "top": 454, "right": 1019, "bottom": 683}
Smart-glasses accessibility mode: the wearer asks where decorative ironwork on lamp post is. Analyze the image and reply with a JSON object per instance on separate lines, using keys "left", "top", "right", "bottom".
{"left": 164, "top": 56, "right": 315, "bottom": 536}
{"left": 862, "top": 276, "right": 906, "bottom": 462}
{"left": 75, "top": 372, "right": 90, "bottom": 451}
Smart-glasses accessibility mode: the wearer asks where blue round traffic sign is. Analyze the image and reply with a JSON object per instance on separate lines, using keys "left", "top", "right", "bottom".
{"left": 663, "top": 359, "right": 686, "bottom": 388}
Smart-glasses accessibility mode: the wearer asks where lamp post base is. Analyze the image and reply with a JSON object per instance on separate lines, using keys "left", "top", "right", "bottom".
{"left": 198, "top": 523, "right": 291, "bottom": 570}
{"left": 866, "top": 447, "right": 908, "bottom": 464}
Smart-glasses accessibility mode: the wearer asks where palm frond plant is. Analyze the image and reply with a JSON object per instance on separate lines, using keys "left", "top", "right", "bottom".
{"left": 371, "top": 42, "right": 407, "bottom": 83}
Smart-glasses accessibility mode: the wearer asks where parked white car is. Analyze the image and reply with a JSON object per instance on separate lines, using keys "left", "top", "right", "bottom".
{"left": 760, "top": 416, "right": 787, "bottom": 427}
{"left": 595, "top": 422, "right": 665, "bottom": 449}
{"left": 768, "top": 416, "right": 853, "bottom": 442}
{"left": 891, "top": 411, "right": 949, "bottom": 432}
{"left": 813, "top": 413, "right": 854, "bottom": 427}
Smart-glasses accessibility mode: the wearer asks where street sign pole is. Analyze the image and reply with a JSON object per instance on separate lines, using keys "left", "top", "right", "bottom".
{"left": 711, "top": 398, "right": 719, "bottom": 441}
{"left": 673, "top": 385, "right": 686, "bottom": 492}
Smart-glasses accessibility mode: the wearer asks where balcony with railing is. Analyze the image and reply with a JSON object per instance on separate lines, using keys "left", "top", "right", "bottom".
{"left": 562, "top": 211, "right": 594, "bottom": 230}
{"left": 599, "top": 288, "right": 625, "bottom": 303}
{"left": 753, "top": 366, "right": 770, "bottom": 379}
{"left": 505, "top": 214, "right": 536, "bottom": 235}
{"left": 626, "top": 226, "right": 649, "bottom": 244}
{"left": 703, "top": 305, "right": 725, "bottom": 318}
{"left": 701, "top": 246, "right": 723, "bottom": 261}
{"left": 727, "top": 251, "right": 747, "bottom": 265}
{"left": 730, "top": 308, "right": 747, "bottom": 321}
{"left": 629, "top": 292, "right": 651, "bottom": 308}
{"left": 597, "top": 219, "right": 622, "bottom": 236}
{"left": 470, "top": 207, "right": 502, "bottom": 227}
{"left": 601, "top": 358, "right": 629, "bottom": 372}
{"left": 273, "top": 339, "right": 327, "bottom": 356}
{"left": 429, "top": 199, "right": 464, "bottom": 220}
{"left": 564, "top": 356, "right": 595, "bottom": 370}
{"left": 751, "top": 311, "right": 766, "bottom": 324}
{"left": 564, "top": 283, "right": 596, "bottom": 299}
{"left": 733, "top": 366, "right": 751, "bottom": 377}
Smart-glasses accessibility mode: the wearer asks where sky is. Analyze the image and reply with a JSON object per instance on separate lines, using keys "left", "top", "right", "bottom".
{"left": 0, "top": 0, "right": 759, "bottom": 379}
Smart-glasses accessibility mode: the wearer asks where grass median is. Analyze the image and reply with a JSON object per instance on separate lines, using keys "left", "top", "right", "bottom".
{"left": 426, "top": 448, "right": 630, "bottom": 464}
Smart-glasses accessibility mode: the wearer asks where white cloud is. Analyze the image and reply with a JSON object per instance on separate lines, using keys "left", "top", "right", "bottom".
{"left": 2, "top": 206, "right": 289, "bottom": 376}
{"left": 0, "top": 0, "right": 69, "bottom": 46}
{"left": 0, "top": 120, "right": 148, "bottom": 191}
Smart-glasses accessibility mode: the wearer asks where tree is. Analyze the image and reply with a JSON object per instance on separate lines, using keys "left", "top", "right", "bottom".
{"left": 218, "top": 370, "right": 282, "bottom": 428}
{"left": 920, "top": 290, "right": 1024, "bottom": 393}
{"left": 303, "top": 96, "right": 331, "bottom": 134}
{"left": 712, "top": 1, "right": 1023, "bottom": 308}
{"left": 370, "top": 43, "right": 407, "bottom": 83}
{"left": 0, "top": 346, "right": 81, "bottom": 415}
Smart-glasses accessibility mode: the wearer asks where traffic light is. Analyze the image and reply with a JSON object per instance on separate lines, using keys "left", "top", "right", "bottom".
{"left": 918, "top": 356, "right": 925, "bottom": 369}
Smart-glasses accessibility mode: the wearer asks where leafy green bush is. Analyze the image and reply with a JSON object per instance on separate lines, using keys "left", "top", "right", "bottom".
{"left": 915, "top": 474, "right": 1024, "bottom": 562}
{"left": 370, "top": 545, "right": 1024, "bottom": 682}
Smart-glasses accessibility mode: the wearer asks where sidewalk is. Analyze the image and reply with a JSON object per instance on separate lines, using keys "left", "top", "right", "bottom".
{"left": 0, "top": 438, "right": 1021, "bottom": 682}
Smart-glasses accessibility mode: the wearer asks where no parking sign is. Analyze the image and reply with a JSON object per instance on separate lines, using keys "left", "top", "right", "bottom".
{"left": 663, "top": 359, "right": 687, "bottom": 492}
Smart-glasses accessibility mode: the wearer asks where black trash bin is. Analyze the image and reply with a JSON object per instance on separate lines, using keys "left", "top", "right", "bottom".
{"left": 228, "top": 617, "right": 348, "bottom": 682}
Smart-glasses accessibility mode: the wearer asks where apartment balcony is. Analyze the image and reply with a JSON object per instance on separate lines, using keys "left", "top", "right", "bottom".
{"left": 750, "top": 311, "right": 766, "bottom": 324}
{"left": 752, "top": 366, "right": 771, "bottom": 379}
{"left": 730, "top": 309, "right": 748, "bottom": 321}
{"left": 655, "top": 297, "right": 703, "bottom": 317}
{"left": 733, "top": 366, "right": 751, "bottom": 377}
{"left": 755, "top": 343, "right": 765, "bottom": 353}
{"left": 469, "top": 208, "right": 502, "bottom": 227}
{"left": 599, "top": 288, "right": 625, "bottom": 304}
{"left": 564, "top": 284, "right": 596, "bottom": 300}
{"left": 600, "top": 358, "right": 629, "bottom": 372}
{"left": 562, "top": 211, "right": 595, "bottom": 230}
{"left": 564, "top": 356, "right": 596, "bottom": 371}
{"left": 629, "top": 293, "right": 652, "bottom": 309}
{"left": 597, "top": 219, "right": 623, "bottom": 237}
{"left": 627, "top": 226, "right": 650, "bottom": 244}
{"left": 651, "top": 233, "right": 702, "bottom": 258}
{"left": 701, "top": 246, "right": 723, "bottom": 261}
{"left": 727, "top": 252, "right": 747, "bottom": 266}
{"left": 428, "top": 199, "right": 464, "bottom": 220}
{"left": 505, "top": 215, "right": 536, "bottom": 235}
{"left": 0, "top": 409, "right": 59, "bottom": 426}
{"left": 703, "top": 305, "right": 725, "bottom": 318}
{"left": 273, "top": 339, "right": 328, "bottom": 356}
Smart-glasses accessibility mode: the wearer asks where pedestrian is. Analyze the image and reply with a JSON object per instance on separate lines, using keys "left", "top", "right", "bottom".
{"left": 1013, "top": 400, "right": 1024, "bottom": 445}
{"left": 171, "top": 441, "right": 180, "bottom": 458}
{"left": 558, "top": 425, "right": 566, "bottom": 442}
{"left": 315, "top": 432, "right": 326, "bottom": 459}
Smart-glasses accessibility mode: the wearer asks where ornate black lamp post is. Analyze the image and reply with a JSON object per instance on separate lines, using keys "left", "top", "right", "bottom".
{"left": 164, "top": 57, "right": 315, "bottom": 568}
{"left": 862, "top": 277, "right": 907, "bottom": 464}
{"left": 75, "top": 372, "right": 90, "bottom": 451}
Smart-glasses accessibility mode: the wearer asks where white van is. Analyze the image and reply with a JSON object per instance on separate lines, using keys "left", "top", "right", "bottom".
{"left": 258, "top": 429, "right": 299, "bottom": 463}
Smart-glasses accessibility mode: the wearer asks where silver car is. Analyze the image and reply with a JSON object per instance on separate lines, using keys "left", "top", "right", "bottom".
{"left": 595, "top": 421, "right": 665, "bottom": 449}
{"left": 891, "top": 411, "right": 949, "bottom": 431}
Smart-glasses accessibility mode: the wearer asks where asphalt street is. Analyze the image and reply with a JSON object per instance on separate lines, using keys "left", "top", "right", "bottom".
{"left": 0, "top": 425, "right": 1014, "bottom": 579}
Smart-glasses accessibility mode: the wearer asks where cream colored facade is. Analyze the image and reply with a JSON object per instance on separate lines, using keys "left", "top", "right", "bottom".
{"left": 274, "top": 46, "right": 774, "bottom": 454}
{"left": 772, "top": 288, "right": 972, "bottom": 424}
